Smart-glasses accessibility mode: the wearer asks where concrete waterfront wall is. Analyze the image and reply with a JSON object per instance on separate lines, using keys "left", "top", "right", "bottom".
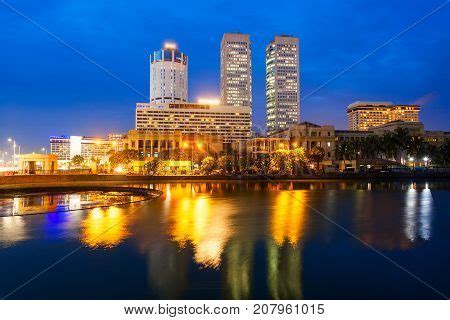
{"left": 1, "top": 172, "right": 449, "bottom": 189}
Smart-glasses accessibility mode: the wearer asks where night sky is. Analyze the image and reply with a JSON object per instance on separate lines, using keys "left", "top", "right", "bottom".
{"left": 1, "top": 0, "right": 449, "bottom": 152}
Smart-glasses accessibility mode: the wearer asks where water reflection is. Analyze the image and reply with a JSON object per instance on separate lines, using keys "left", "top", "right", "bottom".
{"left": 81, "top": 207, "right": 130, "bottom": 248}
{"left": 267, "top": 240, "right": 302, "bottom": 299}
{"left": 0, "top": 216, "right": 28, "bottom": 247}
{"left": 271, "top": 191, "right": 308, "bottom": 245}
{"left": 168, "top": 189, "right": 235, "bottom": 268}
{"left": 0, "top": 192, "right": 148, "bottom": 217}
{"left": 404, "top": 183, "right": 433, "bottom": 242}
{"left": 0, "top": 181, "right": 444, "bottom": 299}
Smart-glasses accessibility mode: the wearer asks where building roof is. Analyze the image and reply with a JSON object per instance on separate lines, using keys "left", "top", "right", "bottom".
{"left": 347, "top": 101, "right": 393, "bottom": 109}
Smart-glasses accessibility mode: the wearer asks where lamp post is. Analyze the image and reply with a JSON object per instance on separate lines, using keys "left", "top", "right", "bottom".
{"left": 41, "top": 147, "right": 47, "bottom": 154}
{"left": 7, "top": 138, "right": 16, "bottom": 167}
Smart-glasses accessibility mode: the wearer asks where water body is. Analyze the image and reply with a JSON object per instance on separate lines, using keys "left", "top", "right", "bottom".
{"left": 0, "top": 181, "right": 449, "bottom": 299}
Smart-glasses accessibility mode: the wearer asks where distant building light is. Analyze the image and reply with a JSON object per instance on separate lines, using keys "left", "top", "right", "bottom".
{"left": 197, "top": 98, "right": 220, "bottom": 105}
{"left": 164, "top": 42, "right": 177, "bottom": 50}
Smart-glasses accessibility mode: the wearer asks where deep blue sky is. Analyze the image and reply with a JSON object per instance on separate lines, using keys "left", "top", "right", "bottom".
{"left": 1, "top": 0, "right": 449, "bottom": 152}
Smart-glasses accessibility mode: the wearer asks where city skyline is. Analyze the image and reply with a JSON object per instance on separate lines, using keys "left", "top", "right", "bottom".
{"left": 1, "top": 0, "right": 449, "bottom": 151}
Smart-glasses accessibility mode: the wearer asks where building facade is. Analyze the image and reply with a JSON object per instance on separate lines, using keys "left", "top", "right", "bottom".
{"left": 347, "top": 101, "right": 420, "bottom": 131}
{"left": 50, "top": 136, "right": 112, "bottom": 165}
{"left": 266, "top": 35, "right": 300, "bottom": 134}
{"left": 150, "top": 43, "right": 188, "bottom": 104}
{"left": 135, "top": 102, "right": 252, "bottom": 142}
{"left": 124, "top": 130, "right": 224, "bottom": 158}
{"left": 270, "top": 122, "right": 335, "bottom": 161}
{"left": 220, "top": 33, "right": 252, "bottom": 108}
{"left": 18, "top": 154, "right": 58, "bottom": 174}
{"left": 246, "top": 137, "right": 290, "bottom": 158}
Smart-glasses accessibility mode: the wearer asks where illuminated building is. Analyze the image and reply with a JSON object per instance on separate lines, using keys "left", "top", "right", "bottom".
{"left": 135, "top": 102, "right": 251, "bottom": 142}
{"left": 108, "top": 133, "right": 126, "bottom": 152}
{"left": 18, "top": 154, "right": 58, "bottom": 174}
{"left": 266, "top": 35, "right": 300, "bottom": 134}
{"left": 269, "top": 122, "right": 335, "bottom": 161}
{"left": 346, "top": 101, "right": 421, "bottom": 131}
{"left": 50, "top": 135, "right": 112, "bottom": 165}
{"left": 220, "top": 33, "right": 252, "bottom": 108}
{"left": 246, "top": 137, "right": 290, "bottom": 158}
{"left": 150, "top": 42, "right": 188, "bottom": 104}
{"left": 123, "top": 130, "right": 224, "bottom": 158}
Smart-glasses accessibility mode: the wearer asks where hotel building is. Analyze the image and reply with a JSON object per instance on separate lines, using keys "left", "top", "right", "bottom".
{"left": 50, "top": 135, "right": 112, "bottom": 165}
{"left": 220, "top": 33, "right": 252, "bottom": 108}
{"left": 266, "top": 35, "right": 300, "bottom": 134}
{"left": 150, "top": 43, "right": 188, "bottom": 104}
{"left": 347, "top": 101, "right": 420, "bottom": 131}
{"left": 135, "top": 102, "right": 251, "bottom": 142}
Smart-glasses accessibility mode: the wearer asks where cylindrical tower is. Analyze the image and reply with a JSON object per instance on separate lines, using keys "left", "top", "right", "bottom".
{"left": 150, "top": 43, "right": 188, "bottom": 104}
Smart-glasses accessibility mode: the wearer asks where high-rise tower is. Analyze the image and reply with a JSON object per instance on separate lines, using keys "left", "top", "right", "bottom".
{"left": 150, "top": 42, "right": 188, "bottom": 104}
{"left": 220, "top": 33, "right": 252, "bottom": 108}
{"left": 266, "top": 35, "right": 300, "bottom": 134}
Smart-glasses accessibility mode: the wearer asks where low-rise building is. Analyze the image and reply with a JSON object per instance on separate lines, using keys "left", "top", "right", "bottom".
{"left": 123, "top": 130, "right": 225, "bottom": 158}
{"left": 246, "top": 137, "right": 290, "bottom": 158}
{"left": 371, "top": 120, "right": 424, "bottom": 136}
{"left": 18, "top": 154, "right": 58, "bottom": 174}
{"left": 424, "top": 130, "right": 450, "bottom": 146}
{"left": 270, "top": 122, "right": 336, "bottom": 161}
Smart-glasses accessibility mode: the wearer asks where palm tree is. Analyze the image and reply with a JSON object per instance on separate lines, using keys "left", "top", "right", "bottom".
{"left": 407, "top": 136, "right": 426, "bottom": 160}
{"left": 71, "top": 155, "right": 85, "bottom": 167}
{"left": 336, "top": 140, "right": 359, "bottom": 167}
{"left": 439, "top": 141, "right": 450, "bottom": 165}
{"left": 381, "top": 132, "right": 398, "bottom": 160}
{"left": 360, "top": 136, "right": 382, "bottom": 160}
{"left": 393, "top": 127, "right": 411, "bottom": 162}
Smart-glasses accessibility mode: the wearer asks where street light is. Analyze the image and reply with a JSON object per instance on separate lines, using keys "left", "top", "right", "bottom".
{"left": 41, "top": 147, "right": 47, "bottom": 154}
{"left": 7, "top": 138, "right": 16, "bottom": 167}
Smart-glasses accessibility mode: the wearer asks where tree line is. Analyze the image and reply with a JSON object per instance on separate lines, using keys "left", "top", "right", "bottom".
{"left": 335, "top": 127, "right": 450, "bottom": 165}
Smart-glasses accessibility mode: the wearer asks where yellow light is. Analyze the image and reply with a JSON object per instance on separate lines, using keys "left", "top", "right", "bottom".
{"left": 292, "top": 142, "right": 298, "bottom": 148}
{"left": 183, "top": 142, "right": 189, "bottom": 149}
{"left": 197, "top": 142, "right": 203, "bottom": 148}
{"left": 164, "top": 42, "right": 177, "bottom": 50}
{"left": 114, "top": 166, "right": 124, "bottom": 173}
{"left": 197, "top": 98, "right": 220, "bottom": 105}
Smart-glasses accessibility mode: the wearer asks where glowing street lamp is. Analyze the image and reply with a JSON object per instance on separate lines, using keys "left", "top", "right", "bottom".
{"left": 7, "top": 138, "right": 16, "bottom": 167}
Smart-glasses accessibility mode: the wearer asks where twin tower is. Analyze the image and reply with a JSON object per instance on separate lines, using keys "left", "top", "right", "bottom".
{"left": 149, "top": 33, "right": 300, "bottom": 134}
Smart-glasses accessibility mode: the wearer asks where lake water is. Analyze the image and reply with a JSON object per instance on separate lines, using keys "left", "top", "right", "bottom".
{"left": 0, "top": 181, "right": 449, "bottom": 299}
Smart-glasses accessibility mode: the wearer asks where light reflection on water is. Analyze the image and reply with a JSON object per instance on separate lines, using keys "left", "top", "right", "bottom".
{"left": 0, "top": 181, "right": 448, "bottom": 299}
